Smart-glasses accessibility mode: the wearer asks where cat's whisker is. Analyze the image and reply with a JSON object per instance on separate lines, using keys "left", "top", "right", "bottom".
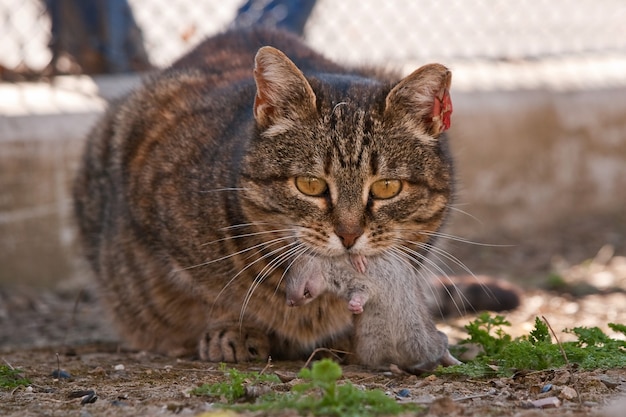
{"left": 211, "top": 237, "right": 300, "bottom": 301}
{"left": 416, "top": 240, "right": 476, "bottom": 277}
{"left": 200, "top": 228, "right": 296, "bottom": 247}
{"left": 182, "top": 235, "right": 296, "bottom": 271}
{"left": 240, "top": 247, "right": 303, "bottom": 323}
{"left": 385, "top": 247, "right": 435, "bottom": 286}
{"left": 219, "top": 221, "right": 273, "bottom": 231}
{"left": 394, "top": 243, "right": 471, "bottom": 317}
{"left": 207, "top": 238, "right": 302, "bottom": 321}
{"left": 387, "top": 246, "right": 456, "bottom": 318}
{"left": 406, "top": 237, "right": 498, "bottom": 302}
{"left": 393, "top": 240, "right": 451, "bottom": 279}
{"left": 415, "top": 229, "right": 512, "bottom": 248}
{"left": 198, "top": 187, "right": 248, "bottom": 193}
{"left": 445, "top": 205, "right": 484, "bottom": 225}
{"left": 273, "top": 246, "right": 311, "bottom": 297}
{"left": 220, "top": 220, "right": 303, "bottom": 231}
{"left": 239, "top": 243, "right": 307, "bottom": 326}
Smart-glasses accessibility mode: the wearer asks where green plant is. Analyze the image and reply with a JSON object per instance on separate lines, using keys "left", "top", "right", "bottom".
{"left": 193, "top": 359, "right": 420, "bottom": 416}
{"left": 439, "top": 314, "right": 626, "bottom": 377}
{"left": 191, "top": 363, "right": 280, "bottom": 402}
{"left": 0, "top": 365, "right": 30, "bottom": 389}
{"left": 287, "top": 359, "right": 416, "bottom": 417}
{"left": 460, "top": 313, "right": 513, "bottom": 356}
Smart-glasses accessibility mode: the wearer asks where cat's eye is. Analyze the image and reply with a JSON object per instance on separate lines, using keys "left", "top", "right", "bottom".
{"left": 370, "top": 179, "right": 402, "bottom": 199}
{"left": 295, "top": 176, "right": 328, "bottom": 197}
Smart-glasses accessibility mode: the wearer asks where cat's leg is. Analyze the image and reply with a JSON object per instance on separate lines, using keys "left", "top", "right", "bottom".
{"left": 198, "top": 321, "right": 271, "bottom": 362}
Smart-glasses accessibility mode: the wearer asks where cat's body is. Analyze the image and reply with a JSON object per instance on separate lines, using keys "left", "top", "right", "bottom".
{"left": 74, "top": 28, "right": 513, "bottom": 369}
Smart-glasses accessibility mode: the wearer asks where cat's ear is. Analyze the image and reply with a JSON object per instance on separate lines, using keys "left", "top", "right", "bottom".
{"left": 384, "top": 64, "right": 452, "bottom": 138}
{"left": 253, "top": 46, "right": 317, "bottom": 128}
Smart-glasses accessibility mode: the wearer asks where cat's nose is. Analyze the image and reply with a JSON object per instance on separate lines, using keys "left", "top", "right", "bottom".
{"left": 335, "top": 224, "right": 364, "bottom": 249}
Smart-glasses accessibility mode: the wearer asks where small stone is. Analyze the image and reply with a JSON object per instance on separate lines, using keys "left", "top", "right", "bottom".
{"left": 531, "top": 396, "right": 561, "bottom": 409}
{"left": 88, "top": 366, "right": 106, "bottom": 376}
{"left": 113, "top": 364, "right": 125, "bottom": 371}
{"left": 79, "top": 409, "right": 93, "bottom": 417}
{"left": 397, "top": 388, "right": 411, "bottom": 398}
{"left": 274, "top": 370, "right": 297, "bottom": 383}
{"left": 552, "top": 370, "right": 571, "bottom": 385}
{"left": 80, "top": 392, "right": 98, "bottom": 405}
{"left": 69, "top": 390, "right": 95, "bottom": 399}
{"left": 558, "top": 386, "right": 578, "bottom": 401}
{"left": 424, "top": 374, "right": 438, "bottom": 382}
{"left": 598, "top": 377, "right": 620, "bottom": 389}
{"left": 51, "top": 369, "right": 71, "bottom": 379}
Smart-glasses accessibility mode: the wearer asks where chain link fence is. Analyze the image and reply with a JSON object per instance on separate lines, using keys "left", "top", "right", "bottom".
{"left": 1, "top": 0, "right": 626, "bottom": 83}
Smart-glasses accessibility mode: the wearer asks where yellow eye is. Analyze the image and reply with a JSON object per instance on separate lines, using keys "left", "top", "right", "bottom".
{"left": 295, "top": 176, "right": 328, "bottom": 197}
{"left": 370, "top": 179, "right": 402, "bottom": 199}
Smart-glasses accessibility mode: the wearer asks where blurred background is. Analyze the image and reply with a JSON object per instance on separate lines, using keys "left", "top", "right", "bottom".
{"left": 1, "top": 0, "right": 625, "bottom": 296}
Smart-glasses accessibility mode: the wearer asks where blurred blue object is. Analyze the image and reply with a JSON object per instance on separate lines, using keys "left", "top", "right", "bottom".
{"left": 45, "top": 0, "right": 151, "bottom": 74}
{"left": 231, "top": 0, "right": 318, "bottom": 35}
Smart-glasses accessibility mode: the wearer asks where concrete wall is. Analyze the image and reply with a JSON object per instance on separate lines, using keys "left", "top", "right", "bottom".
{"left": 450, "top": 88, "right": 626, "bottom": 235}
{"left": 1, "top": 79, "right": 625, "bottom": 287}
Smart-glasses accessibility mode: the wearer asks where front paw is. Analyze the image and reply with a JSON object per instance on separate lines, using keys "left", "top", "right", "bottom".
{"left": 198, "top": 326, "right": 270, "bottom": 362}
{"left": 349, "top": 254, "right": 368, "bottom": 274}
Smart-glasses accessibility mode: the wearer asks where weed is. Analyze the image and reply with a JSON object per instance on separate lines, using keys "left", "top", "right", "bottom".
{"left": 285, "top": 359, "right": 417, "bottom": 416}
{"left": 0, "top": 365, "right": 30, "bottom": 389}
{"left": 191, "top": 363, "right": 280, "bottom": 402}
{"left": 193, "top": 359, "right": 420, "bottom": 416}
{"left": 439, "top": 314, "right": 626, "bottom": 377}
{"left": 460, "top": 313, "right": 513, "bottom": 356}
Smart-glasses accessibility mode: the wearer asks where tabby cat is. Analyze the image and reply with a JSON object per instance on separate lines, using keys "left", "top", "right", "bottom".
{"left": 73, "top": 28, "right": 516, "bottom": 370}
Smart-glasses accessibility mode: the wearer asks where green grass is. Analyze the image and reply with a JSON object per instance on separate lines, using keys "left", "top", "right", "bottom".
{"left": 440, "top": 313, "right": 626, "bottom": 377}
{"left": 0, "top": 365, "right": 30, "bottom": 389}
{"left": 192, "top": 315, "right": 626, "bottom": 413}
{"left": 190, "top": 363, "right": 280, "bottom": 402}
{"left": 192, "top": 359, "right": 421, "bottom": 416}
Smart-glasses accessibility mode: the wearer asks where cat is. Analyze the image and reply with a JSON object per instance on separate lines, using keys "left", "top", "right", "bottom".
{"left": 73, "top": 27, "right": 517, "bottom": 370}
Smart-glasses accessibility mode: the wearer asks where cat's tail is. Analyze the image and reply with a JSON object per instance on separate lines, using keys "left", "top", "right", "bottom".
{"left": 428, "top": 275, "right": 521, "bottom": 318}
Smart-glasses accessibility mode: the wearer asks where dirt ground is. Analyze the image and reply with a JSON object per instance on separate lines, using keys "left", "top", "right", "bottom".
{"left": 1, "top": 244, "right": 625, "bottom": 417}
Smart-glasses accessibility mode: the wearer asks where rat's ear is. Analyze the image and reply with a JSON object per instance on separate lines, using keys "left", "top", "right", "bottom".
{"left": 384, "top": 63, "right": 452, "bottom": 139}
{"left": 253, "top": 46, "right": 317, "bottom": 128}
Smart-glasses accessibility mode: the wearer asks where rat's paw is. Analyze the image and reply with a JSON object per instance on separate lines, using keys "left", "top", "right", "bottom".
{"left": 198, "top": 326, "right": 270, "bottom": 362}
{"left": 348, "top": 299, "right": 364, "bottom": 314}
{"left": 349, "top": 254, "right": 368, "bottom": 274}
{"left": 347, "top": 291, "right": 368, "bottom": 314}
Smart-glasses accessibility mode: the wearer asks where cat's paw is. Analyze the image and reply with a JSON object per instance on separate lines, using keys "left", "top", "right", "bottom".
{"left": 198, "top": 326, "right": 270, "bottom": 362}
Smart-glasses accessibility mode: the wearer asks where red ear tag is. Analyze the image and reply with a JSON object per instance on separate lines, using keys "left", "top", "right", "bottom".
{"left": 433, "top": 89, "right": 453, "bottom": 132}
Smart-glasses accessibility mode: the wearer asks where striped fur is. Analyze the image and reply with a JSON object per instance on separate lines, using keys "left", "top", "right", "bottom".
{"left": 73, "top": 28, "right": 515, "bottom": 370}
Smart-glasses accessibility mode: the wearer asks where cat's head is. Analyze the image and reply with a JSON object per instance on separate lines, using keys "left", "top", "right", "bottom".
{"left": 241, "top": 46, "right": 453, "bottom": 263}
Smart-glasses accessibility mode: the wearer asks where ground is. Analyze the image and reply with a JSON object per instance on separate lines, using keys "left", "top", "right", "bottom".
{"left": 1, "top": 246, "right": 625, "bottom": 416}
